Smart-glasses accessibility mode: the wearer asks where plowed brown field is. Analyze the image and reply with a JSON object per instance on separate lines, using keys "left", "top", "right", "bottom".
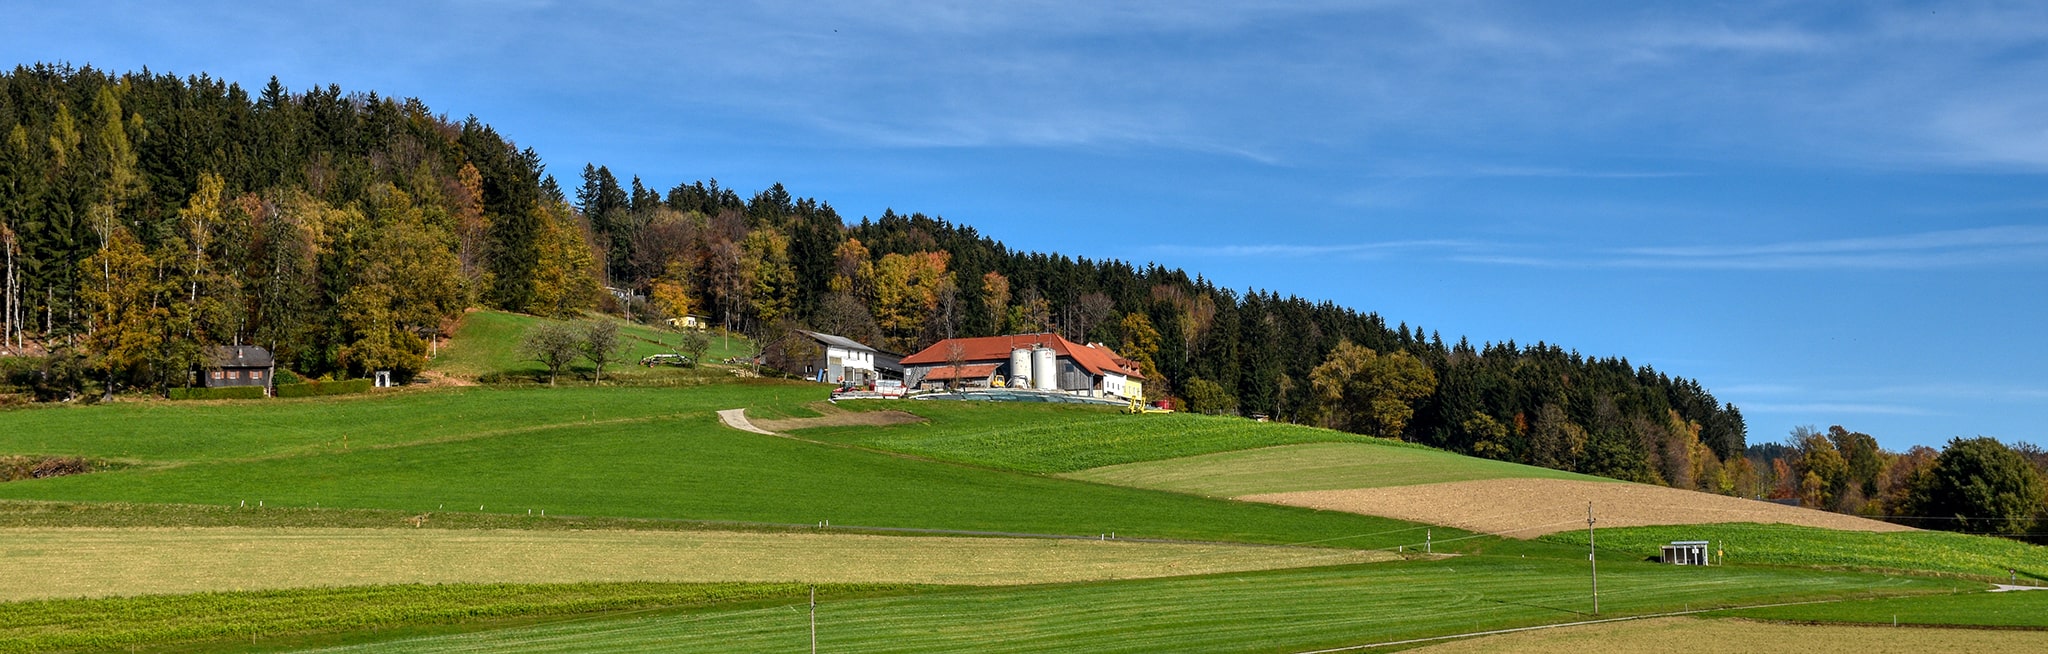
{"left": 1240, "top": 478, "right": 1914, "bottom": 538}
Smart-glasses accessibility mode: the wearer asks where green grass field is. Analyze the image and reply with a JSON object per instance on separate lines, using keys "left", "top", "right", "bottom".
{"left": 272, "top": 557, "right": 1967, "bottom": 654}
{"left": 1401, "top": 616, "right": 2048, "bottom": 654}
{"left": 1065, "top": 441, "right": 1606, "bottom": 496}
{"left": 0, "top": 384, "right": 824, "bottom": 463}
{"left": 805, "top": 400, "right": 1491, "bottom": 475}
{"left": 0, "top": 582, "right": 916, "bottom": 654}
{"left": 0, "top": 389, "right": 1485, "bottom": 550}
{"left": 1712, "top": 590, "right": 2048, "bottom": 631}
{"left": 6, "top": 375, "right": 2045, "bottom": 652}
{"left": 1713, "top": 588, "right": 2048, "bottom": 627}
{"left": 428, "top": 310, "right": 752, "bottom": 382}
{"left": 1540, "top": 523, "right": 2048, "bottom": 581}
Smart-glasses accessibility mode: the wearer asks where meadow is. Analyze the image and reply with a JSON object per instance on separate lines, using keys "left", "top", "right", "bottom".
{"left": 0, "top": 384, "right": 824, "bottom": 463}
{"left": 427, "top": 310, "right": 752, "bottom": 383}
{"left": 0, "top": 526, "right": 1393, "bottom": 600}
{"left": 1398, "top": 616, "right": 2048, "bottom": 654}
{"left": 808, "top": 400, "right": 1468, "bottom": 474}
{"left": 1539, "top": 523, "right": 2048, "bottom": 581}
{"left": 0, "top": 582, "right": 916, "bottom": 654}
{"left": 5, "top": 371, "right": 2046, "bottom": 651}
{"left": 1713, "top": 588, "right": 2048, "bottom": 627}
{"left": 269, "top": 557, "right": 1965, "bottom": 654}
{"left": 1065, "top": 441, "right": 1604, "bottom": 496}
{"left": 0, "top": 391, "right": 1479, "bottom": 550}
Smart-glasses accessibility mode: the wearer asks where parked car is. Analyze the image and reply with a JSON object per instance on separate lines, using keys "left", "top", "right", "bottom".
{"left": 640, "top": 353, "right": 693, "bottom": 367}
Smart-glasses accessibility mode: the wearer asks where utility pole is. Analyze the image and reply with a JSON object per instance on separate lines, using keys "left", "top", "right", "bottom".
{"left": 810, "top": 585, "right": 817, "bottom": 654}
{"left": 1588, "top": 502, "right": 1598, "bottom": 615}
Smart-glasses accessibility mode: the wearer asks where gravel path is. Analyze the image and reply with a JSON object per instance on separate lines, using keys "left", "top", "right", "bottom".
{"left": 715, "top": 408, "right": 778, "bottom": 435}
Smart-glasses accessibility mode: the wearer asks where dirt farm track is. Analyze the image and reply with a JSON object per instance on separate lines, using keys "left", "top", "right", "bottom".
{"left": 1242, "top": 478, "right": 1915, "bottom": 538}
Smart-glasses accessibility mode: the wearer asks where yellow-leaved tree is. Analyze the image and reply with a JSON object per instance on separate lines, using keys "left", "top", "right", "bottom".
{"left": 1309, "top": 341, "right": 1437, "bottom": 439}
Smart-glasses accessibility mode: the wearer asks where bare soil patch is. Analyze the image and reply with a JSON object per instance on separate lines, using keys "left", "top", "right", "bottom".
{"left": 749, "top": 402, "right": 925, "bottom": 432}
{"left": 1402, "top": 616, "right": 2048, "bottom": 654}
{"left": 410, "top": 370, "right": 477, "bottom": 387}
{"left": 1241, "top": 478, "right": 1914, "bottom": 539}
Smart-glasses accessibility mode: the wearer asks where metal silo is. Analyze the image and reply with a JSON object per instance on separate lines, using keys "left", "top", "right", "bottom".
{"left": 1031, "top": 346, "right": 1058, "bottom": 391}
{"left": 1009, "top": 348, "right": 1033, "bottom": 388}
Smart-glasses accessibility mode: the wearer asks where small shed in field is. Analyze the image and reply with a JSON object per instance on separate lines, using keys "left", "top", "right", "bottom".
{"left": 1661, "top": 540, "right": 1711, "bottom": 565}
{"left": 202, "top": 346, "right": 276, "bottom": 390}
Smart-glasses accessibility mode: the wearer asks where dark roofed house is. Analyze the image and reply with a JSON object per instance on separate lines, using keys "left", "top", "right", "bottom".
{"left": 203, "top": 346, "right": 276, "bottom": 391}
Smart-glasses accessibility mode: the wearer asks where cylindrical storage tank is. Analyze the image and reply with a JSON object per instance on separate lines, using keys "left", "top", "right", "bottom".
{"left": 1032, "top": 347, "right": 1058, "bottom": 391}
{"left": 1009, "top": 348, "right": 1033, "bottom": 387}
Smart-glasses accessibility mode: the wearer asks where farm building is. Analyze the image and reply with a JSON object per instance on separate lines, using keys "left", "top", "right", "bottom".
{"left": 1661, "top": 540, "right": 1711, "bottom": 565}
{"left": 900, "top": 333, "right": 1144, "bottom": 400}
{"left": 201, "top": 345, "right": 276, "bottom": 390}
{"left": 796, "top": 330, "right": 902, "bottom": 385}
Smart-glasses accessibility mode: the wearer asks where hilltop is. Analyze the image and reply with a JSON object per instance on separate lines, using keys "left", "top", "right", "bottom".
{"left": 2, "top": 64, "right": 1748, "bottom": 500}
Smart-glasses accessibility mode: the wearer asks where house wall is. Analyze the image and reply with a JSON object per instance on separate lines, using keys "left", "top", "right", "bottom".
{"left": 203, "top": 367, "right": 271, "bottom": 388}
{"left": 816, "top": 345, "right": 878, "bottom": 384}
{"left": 1101, "top": 373, "right": 1129, "bottom": 399}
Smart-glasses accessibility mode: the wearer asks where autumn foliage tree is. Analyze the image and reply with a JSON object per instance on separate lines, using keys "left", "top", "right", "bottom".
{"left": 1309, "top": 341, "right": 1437, "bottom": 439}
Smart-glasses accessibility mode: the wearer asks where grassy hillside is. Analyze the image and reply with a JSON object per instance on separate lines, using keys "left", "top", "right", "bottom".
{"left": 278, "top": 558, "right": 1963, "bottom": 654}
{"left": 0, "top": 387, "right": 1480, "bottom": 549}
{"left": 6, "top": 379, "right": 2043, "bottom": 652}
{"left": 1714, "top": 589, "right": 2048, "bottom": 627}
{"left": 0, "top": 384, "right": 824, "bottom": 463}
{"left": 0, "top": 582, "right": 915, "bottom": 654}
{"left": 1540, "top": 523, "right": 2048, "bottom": 581}
{"left": 810, "top": 401, "right": 1496, "bottom": 475}
{"left": 428, "top": 310, "right": 752, "bottom": 381}
{"left": 1399, "top": 616, "right": 2048, "bottom": 654}
{"left": 1066, "top": 442, "right": 1605, "bottom": 496}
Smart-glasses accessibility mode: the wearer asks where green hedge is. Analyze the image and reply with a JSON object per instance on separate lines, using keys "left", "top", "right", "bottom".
{"left": 168, "top": 386, "right": 268, "bottom": 401}
{"left": 275, "top": 378, "right": 373, "bottom": 398}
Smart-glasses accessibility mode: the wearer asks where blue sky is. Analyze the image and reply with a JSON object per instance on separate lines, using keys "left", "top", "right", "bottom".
{"left": 7, "top": 1, "right": 2045, "bottom": 450}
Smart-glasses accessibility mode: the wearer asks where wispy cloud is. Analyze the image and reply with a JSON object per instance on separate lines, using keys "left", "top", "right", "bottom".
{"left": 1602, "top": 226, "right": 2048, "bottom": 270}
{"left": 1150, "top": 239, "right": 1492, "bottom": 259}
{"left": 1156, "top": 226, "right": 2048, "bottom": 270}
{"left": 1738, "top": 403, "right": 1935, "bottom": 417}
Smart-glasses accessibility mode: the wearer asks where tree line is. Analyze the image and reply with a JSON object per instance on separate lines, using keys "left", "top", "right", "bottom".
{"left": 0, "top": 63, "right": 600, "bottom": 397}
{"left": 1, "top": 64, "right": 1753, "bottom": 499}
{"left": 1748, "top": 426, "right": 2048, "bottom": 542}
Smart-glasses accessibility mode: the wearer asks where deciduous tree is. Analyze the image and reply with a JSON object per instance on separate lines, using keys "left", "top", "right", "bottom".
{"left": 1903, "top": 437, "right": 2046, "bottom": 536}
{"left": 1309, "top": 341, "right": 1437, "bottom": 439}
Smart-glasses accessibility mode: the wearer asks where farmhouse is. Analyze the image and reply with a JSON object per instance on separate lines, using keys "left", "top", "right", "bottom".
{"left": 201, "top": 345, "right": 276, "bottom": 390}
{"left": 796, "top": 330, "right": 902, "bottom": 385}
{"left": 900, "top": 333, "right": 1144, "bottom": 400}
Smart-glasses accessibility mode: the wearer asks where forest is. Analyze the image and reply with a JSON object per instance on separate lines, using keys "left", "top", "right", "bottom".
{"left": 15, "top": 62, "right": 2022, "bottom": 522}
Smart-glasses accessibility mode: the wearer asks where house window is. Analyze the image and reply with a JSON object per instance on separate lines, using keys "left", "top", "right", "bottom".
{"left": 252, "top": 370, "right": 264, "bottom": 380}
{"left": 229, "top": 371, "right": 240, "bottom": 380}
{"left": 212, "top": 371, "right": 223, "bottom": 380}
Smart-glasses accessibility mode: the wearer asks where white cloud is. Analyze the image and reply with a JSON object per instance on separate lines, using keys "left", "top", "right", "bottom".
{"left": 1156, "top": 225, "right": 2048, "bottom": 270}
{"left": 1738, "top": 403, "right": 1935, "bottom": 417}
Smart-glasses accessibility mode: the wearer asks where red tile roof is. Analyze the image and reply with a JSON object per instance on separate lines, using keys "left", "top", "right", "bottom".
{"left": 900, "top": 333, "right": 1145, "bottom": 380}
{"left": 919, "top": 363, "right": 1002, "bottom": 381}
